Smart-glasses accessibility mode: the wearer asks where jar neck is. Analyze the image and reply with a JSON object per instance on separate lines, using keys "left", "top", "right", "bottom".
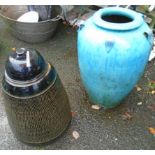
{"left": 92, "top": 7, "right": 143, "bottom": 31}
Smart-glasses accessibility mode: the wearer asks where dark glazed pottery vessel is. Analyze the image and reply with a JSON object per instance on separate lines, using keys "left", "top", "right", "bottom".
{"left": 2, "top": 48, "right": 71, "bottom": 144}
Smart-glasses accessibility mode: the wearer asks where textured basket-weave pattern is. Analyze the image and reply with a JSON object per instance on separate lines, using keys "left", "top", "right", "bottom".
{"left": 3, "top": 76, "right": 71, "bottom": 144}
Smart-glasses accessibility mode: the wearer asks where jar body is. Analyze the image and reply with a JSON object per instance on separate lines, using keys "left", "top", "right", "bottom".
{"left": 2, "top": 48, "right": 71, "bottom": 144}
{"left": 78, "top": 7, "right": 153, "bottom": 108}
{"left": 2, "top": 74, "right": 71, "bottom": 144}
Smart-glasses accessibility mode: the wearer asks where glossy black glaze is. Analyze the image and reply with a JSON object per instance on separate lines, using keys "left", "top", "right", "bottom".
{"left": 2, "top": 64, "right": 56, "bottom": 97}
{"left": 3, "top": 48, "right": 57, "bottom": 97}
{"left": 5, "top": 48, "right": 46, "bottom": 81}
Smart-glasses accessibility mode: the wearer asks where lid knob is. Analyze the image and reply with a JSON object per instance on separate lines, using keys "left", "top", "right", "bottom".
{"left": 16, "top": 48, "right": 26, "bottom": 55}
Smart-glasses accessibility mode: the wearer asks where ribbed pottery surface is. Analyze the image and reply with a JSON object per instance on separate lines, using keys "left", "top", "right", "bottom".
{"left": 3, "top": 76, "right": 71, "bottom": 144}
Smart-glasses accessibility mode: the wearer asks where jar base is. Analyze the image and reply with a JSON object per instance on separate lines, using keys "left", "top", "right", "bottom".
{"left": 15, "top": 117, "right": 72, "bottom": 145}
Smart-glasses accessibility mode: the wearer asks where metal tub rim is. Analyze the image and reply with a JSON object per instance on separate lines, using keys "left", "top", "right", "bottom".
{"left": 0, "top": 5, "right": 63, "bottom": 24}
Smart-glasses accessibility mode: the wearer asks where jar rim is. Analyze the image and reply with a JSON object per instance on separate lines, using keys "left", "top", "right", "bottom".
{"left": 92, "top": 7, "right": 143, "bottom": 31}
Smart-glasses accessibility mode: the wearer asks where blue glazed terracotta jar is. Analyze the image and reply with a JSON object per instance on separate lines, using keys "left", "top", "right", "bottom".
{"left": 77, "top": 7, "right": 153, "bottom": 109}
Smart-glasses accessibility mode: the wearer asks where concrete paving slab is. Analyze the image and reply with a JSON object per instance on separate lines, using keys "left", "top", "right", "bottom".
{"left": 0, "top": 18, "right": 155, "bottom": 150}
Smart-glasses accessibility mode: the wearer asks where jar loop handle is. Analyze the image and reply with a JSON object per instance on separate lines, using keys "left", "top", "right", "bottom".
{"left": 144, "top": 31, "right": 153, "bottom": 45}
{"left": 77, "top": 20, "right": 85, "bottom": 31}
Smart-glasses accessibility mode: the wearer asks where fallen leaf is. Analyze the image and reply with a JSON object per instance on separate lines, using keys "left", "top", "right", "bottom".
{"left": 151, "top": 90, "right": 155, "bottom": 94}
{"left": 137, "top": 102, "right": 143, "bottom": 106}
{"left": 148, "top": 81, "right": 155, "bottom": 90}
{"left": 122, "top": 112, "right": 132, "bottom": 120}
{"left": 71, "top": 111, "right": 77, "bottom": 117}
{"left": 91, "top": 104, "right": 101, "bottom": 110}
{"left": 147, "top": 104, "right": 155, "bottom": 112}
{"left": 150, "top": 80, "right": 155, "bottom": 83}
{"left": 11, "top": 47, "right": 16, "bottom": 51}
{"left": 148, "top": 127, "right": 155, "bottom": 135}
{"left": 135, "top": 85, "right": 142, "bottom": 91}
{"left": 72, "top": 130, "right": 80, "bottom": 139}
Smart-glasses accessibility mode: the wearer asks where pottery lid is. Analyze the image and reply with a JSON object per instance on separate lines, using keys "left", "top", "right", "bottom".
{"left": 5, "top": 48, "right": 46, "bottom": 81}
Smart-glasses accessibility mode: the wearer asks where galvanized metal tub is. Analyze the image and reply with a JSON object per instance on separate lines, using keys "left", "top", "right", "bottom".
{"left": 0, "top": 5, "right": 63, "bottom": 43}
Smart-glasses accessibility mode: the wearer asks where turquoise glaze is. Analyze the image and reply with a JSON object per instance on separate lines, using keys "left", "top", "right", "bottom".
{"left": 77, "top": 7, "right": 153, "bottom": 108}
